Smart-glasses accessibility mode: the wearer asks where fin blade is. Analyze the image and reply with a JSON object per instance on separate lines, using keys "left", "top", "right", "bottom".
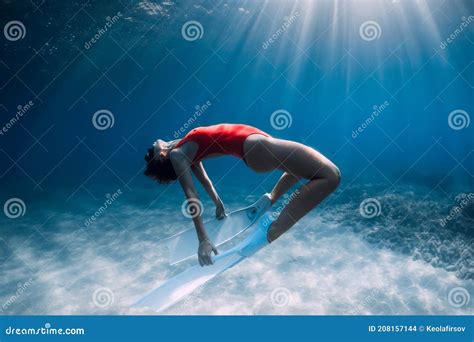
{"left": 133, "top": 253, "right": 244, "bottom": 312}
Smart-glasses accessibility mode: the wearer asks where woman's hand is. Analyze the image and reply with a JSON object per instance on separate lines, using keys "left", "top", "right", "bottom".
{"left": 215, "top": 201, "right": 227, "bottom": 220}
{"left": 198, "top": 239, "right": 218, "bottom": 266}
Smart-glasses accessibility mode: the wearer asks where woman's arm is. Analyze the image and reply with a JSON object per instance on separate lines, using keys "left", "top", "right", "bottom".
{"left": 191, "top": 162, "right": 226, "bottom": 219}
{"left": 170, "top": 150, "right": 218, "bottom": 266}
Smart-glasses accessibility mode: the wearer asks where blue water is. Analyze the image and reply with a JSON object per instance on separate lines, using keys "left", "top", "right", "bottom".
{"left": 0, "top": 0, "right": 473, "bottom": 315}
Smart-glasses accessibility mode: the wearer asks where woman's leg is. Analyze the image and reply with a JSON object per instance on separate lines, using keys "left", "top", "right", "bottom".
{"left": 244, "top": 136, "right": 341, "bottom": 242}
{"left": 267, "top": 175, "right": 339, "bottom": 241}
{"left": 270, "top": 172, "right": 302, "bottom": 204}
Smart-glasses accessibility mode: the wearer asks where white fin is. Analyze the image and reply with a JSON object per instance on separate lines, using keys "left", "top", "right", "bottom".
{"left": 132, "top": 253, "right": 244, "bottom": 312}
{"left": 133, "top": 211, "right": 276, "bottom": 312}
{"left": 165, "top": 194, "right": 271, "bottom": 265}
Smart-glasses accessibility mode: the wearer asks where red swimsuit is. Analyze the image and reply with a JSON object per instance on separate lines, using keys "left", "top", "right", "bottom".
{"left": 175, "top": 124, "right": 270, "bottom": 163}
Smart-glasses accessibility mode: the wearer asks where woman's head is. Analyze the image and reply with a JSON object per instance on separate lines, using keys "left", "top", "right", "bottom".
{"left": 144, "top": 139, "right": 177, "bottom": 183}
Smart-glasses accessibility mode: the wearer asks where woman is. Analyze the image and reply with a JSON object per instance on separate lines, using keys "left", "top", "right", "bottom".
{"left": 144, "top": 123, "right": 340, "bottom": 266}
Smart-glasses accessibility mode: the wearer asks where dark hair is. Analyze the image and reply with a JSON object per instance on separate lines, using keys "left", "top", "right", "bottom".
{"left": 144, "top": 148, "right": 178, "bottom": 184}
